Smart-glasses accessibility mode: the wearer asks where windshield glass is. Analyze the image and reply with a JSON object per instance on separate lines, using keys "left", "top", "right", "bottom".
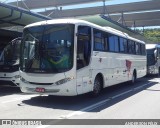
{"left": 0, "top": 38, "right": 21, "bottom": 65}
{"left": 147, "top": 48, "right": 156, "bottom": 66}
{"left": 20, "top": 24, "right": 74, "bottom": 73}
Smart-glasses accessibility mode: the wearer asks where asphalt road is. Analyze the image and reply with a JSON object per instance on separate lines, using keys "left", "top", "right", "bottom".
{"left": 0, "top": 76, "right": 160, "bottom": 128}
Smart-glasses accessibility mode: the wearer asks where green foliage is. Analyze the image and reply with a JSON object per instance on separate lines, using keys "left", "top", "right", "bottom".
{"left": 135, "top": 28, "right": 160, "bottom": 43}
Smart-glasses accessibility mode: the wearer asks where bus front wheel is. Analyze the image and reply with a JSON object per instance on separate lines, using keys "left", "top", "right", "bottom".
{"left": 91, "top": 75, "right": 103, "bottom": 97}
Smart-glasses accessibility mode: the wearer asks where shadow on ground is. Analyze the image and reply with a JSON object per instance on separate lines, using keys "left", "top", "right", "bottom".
{"left": 0, "top": 81, "right": 21, "bottom": 96}
{"left": 20, "top": 76, "right": 159, "bottom": 113}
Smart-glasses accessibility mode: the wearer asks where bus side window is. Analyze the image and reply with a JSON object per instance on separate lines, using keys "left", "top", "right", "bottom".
{"left": 119, "top": 37, "right": 124, "bottom": 53}
{"left": 104, "top": 33, "right": 109, "bottom": 51}
{"left": 77, "top": 26, "right": 91, "bottom": 70}
{"left": 128, "top": 40, "right": 132, "bottom": 54}
{"left": 119, "top": 37, "right": 128, "bottom": 53}
{"left": 94, "top": 29, "right": 105, "bottom": 51}
{"left": 128, "top": 40, "right": 136, "bottom": 54}
{"left": 108, "top": 34, "right": 115, "bottom": 52}
{"left": 135, "top": 42, "right": 141, "bottom": 55}
{"left": 141, "top": 44, "right": 146, "bottom": 55}
{"left": 114, "top": 36, "right": 119, "bottom": 52}
{"left": 123, "top": 38, "right": 128, "bottom": 53}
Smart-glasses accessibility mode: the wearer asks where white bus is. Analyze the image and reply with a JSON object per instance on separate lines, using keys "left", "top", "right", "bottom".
{"left": 19, "top": 19, "right": 146, "bottom": 96}
{"left": 146, "top": 44, "right": 160, "bottom": 75}
{"left": 0, "top": 37, "right": 21, "bottom": 86}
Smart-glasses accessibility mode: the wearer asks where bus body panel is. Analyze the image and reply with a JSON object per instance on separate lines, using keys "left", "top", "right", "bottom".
{"left": 90, "top": 52, "right": 146, "bottom": 87}
{"left": 0, "top": 71, "right": 19, "bottom": 86}
{"left": 20, "top": 70, "right": 77, "bottom": 96}
{"left": 76, "top": 67, "right": 93, "bottom": 95}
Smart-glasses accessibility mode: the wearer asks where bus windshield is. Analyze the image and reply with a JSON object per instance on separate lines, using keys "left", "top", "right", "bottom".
{"left": 0, "top": 38, "right": 21, "bottom": 66}
{"left": 147, "top": 48, "right": 156, "bottom": 66}
{"left": 20, "top": 24, "right": 74, "bottom": 73}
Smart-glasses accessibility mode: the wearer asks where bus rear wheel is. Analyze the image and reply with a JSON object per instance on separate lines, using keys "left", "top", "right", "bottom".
{"left": 131, "top": 71, "right": 136, "bottom": 84}
{"left": 91, "top": 75, "right": 103, "bottom": 97}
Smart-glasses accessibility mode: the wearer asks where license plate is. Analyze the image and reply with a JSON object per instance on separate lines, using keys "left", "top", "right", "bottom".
{"left": 35, "top": 88, "right": 45, "bottom": 93}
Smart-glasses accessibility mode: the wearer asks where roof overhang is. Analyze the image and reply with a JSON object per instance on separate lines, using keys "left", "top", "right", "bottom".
{"left": 0, "top": 2, "right": 51, "bottom": 28}
{"left": 40, "top": 0, "right": 160, "bottom": 27}
{"left": 8, "top": 0, "right": 111, "bottom": 10}
{"left": 79, "top": 15, "right": 151, "bottom": 43}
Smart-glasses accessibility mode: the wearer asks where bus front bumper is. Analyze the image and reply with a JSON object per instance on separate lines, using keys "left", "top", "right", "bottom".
{"left": 19, "top": 79, "right": 78, "bottom": 96}
{"left": 0, "top": 72, "right": 20, "bottom": 86}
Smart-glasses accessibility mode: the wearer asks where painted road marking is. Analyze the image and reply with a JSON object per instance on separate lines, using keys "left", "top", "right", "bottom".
{"left": 36, "top": 81, "right": 156, "bottom": 128}
{"left": 60, "top": 98, "right": 111, "bottom": 119}
{"left": 60, "top": 81, "right": 154, "bottom": 119}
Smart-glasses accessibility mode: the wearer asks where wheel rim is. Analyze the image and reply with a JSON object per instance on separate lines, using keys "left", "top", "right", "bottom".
{"left": 93, "top": 78, "right": 101, "bottom": 94}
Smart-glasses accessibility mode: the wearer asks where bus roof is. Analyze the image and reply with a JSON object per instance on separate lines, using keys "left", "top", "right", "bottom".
{"left": 146, "top": 44, "right": 160, "bottom": 49}
{"left": 103, "top": 26, "right": 129, "bottom": 36}
{"left": 24, "top": 19, "right": 145, "bottom": 44}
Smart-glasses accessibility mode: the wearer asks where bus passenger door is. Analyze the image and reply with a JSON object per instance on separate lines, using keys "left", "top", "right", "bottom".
{"left": 76, "top": 26, "right": 92, "bottom": 95}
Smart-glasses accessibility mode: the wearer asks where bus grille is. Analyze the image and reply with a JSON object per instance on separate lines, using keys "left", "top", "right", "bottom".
{"left": 29, "top": 82, "right": 53, "bottom": 85}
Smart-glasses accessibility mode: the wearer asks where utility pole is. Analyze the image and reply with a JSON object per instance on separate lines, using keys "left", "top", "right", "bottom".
{"left": 103, "top": 0, "right": 106, "bottom": 15}
{"left": 17, "top": 0, "right": 18, "bottom": 7}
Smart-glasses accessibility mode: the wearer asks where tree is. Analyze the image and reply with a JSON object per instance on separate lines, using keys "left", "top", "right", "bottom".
{"left": 135, "top": 28, "right": 160, "bottom": 43}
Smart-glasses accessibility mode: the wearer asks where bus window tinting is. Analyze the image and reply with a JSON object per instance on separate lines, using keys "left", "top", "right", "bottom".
{"left": 21, "top": 24, "right": 74, "bottom": 73}
{"left": 114, "top": 36, "right": 119, "bottom": 52}
{"left": 119, "top": 37, "right": 128, "bottom": 53}
{"left": 92, "top": 27, "right": 145, "bottom": 56}
{"left": 123, "top": 38, "right": 128, "bottom": 53}
{"left": 135, "top": 42, "right": 141, "bottom": 55}
{"left": 104, "top": 34, "right": 109, "bottom": 51}
{"left": 141, "top": 44, "right": 146, "bottom": 55}
{"left": 77, "top": 26, "right": 91, "bottom": 69}
{"left": 119, "top": 37, "right": 123, "bottom": 53}
{"left": 94, "top": 29, "right": 105, "bottom": 51}
{"left": 128, "top": 40, "right": 135, "bottom": 54}
{"left": 108, "top": 34, "right": 115, "bottom": 52}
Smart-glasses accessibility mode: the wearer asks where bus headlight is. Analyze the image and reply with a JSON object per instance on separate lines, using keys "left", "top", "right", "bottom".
{"left": 20, "top": 76, "right": 28, "bottom": 83}
{"left": 55, "top": 77, "right": 74, "bottom": 85}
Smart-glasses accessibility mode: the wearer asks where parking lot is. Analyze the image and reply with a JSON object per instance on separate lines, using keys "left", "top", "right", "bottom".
{"left": 0, "top": 76, "right": 160, "bottom": 128}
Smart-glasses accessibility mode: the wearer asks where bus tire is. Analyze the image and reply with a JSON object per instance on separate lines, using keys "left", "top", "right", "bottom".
{"left": 91, "top": 75, "right": 103, "bottom": 97}
{"left": 131, "top": 70, "right": 137, "bottom": 84}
